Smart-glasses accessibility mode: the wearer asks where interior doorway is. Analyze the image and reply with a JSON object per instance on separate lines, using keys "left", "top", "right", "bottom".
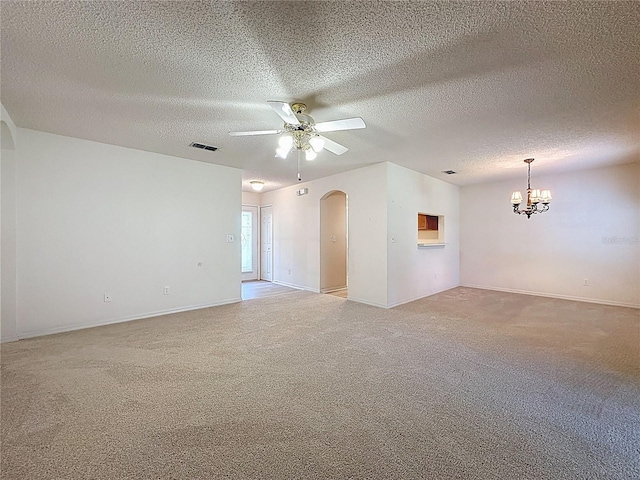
{"left": 241, "top": 205, "right": 258, "bottom": 281}
{"left": 320, "top": 191, "right": 347, "bottom": 295}
{"left": 260, "top": 205, "right": 273, "bottom": 281}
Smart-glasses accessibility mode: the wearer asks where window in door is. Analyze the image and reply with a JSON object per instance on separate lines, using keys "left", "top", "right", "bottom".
{"left": 241, "top": 206, "right": 258, "bottom": 280}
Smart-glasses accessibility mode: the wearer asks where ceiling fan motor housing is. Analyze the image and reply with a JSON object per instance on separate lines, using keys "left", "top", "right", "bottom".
{"left": 284, "top": 112, "right": 315, "bottom": 150}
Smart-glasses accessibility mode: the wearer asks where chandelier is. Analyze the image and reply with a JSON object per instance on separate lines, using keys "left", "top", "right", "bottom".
{"left": 511, "top": 158, "right": 552, "bottom": 218}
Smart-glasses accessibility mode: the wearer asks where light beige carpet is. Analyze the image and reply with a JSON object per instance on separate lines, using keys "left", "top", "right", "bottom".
{"left": 1, "top": 287, "right": 639, "bottom": 478}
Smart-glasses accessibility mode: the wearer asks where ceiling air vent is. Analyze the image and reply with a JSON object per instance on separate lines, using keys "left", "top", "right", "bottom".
{"left": 190, "top": 142, "right": 218, "bottom": 152}
{"left": 442, "top": 170, "right": 456, "bottom": 175}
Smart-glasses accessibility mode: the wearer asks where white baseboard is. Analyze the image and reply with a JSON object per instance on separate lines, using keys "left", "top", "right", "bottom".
{"left": 345, "top": 296, "right": 387, "bottom": 309}
{"left": 1, "top": 335, "right": 19, "bottom": 344}
{"left": 272, "top": 280, "right": 319, "bottom": 293}
{"left": 15, "top": 297, "right": 242, "bottom": 341}
{"left": 386, "top": 285, "right": 459, "bottom": 308}
{"left": 461, "top": 284, "right": 640, "bottom": 309}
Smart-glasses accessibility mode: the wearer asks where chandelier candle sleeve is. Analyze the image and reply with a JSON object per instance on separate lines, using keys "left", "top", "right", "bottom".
{"left": 511, "top": 159, "right": 552, "bottom": 219}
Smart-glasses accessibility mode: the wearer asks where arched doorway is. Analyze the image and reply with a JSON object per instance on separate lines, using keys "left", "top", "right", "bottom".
{"left": 320, "top": 190, "right": 347, "bottom": 296}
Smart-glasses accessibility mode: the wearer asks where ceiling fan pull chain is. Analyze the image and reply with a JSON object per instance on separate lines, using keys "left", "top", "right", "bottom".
{"left": 297, "top": 149, "right": 302, "bottom": 182}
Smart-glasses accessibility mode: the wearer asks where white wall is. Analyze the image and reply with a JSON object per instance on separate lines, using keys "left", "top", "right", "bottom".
{"left": 15, "top": 129, "right": 242, "bottom": 338}
{"left": 461, "top": 162, "right": 640, "bottom": 307}
{"left": 242, "top": 191, "right": 261, "bottom": 206}
{"left": 386, "top": 163, "right": 460, "bottom": 307}
{"left": 261, "top": 163, "right": 388, "bottom": 307}
{"left": 1, "top": 104, "right": 18, "bottom": 341}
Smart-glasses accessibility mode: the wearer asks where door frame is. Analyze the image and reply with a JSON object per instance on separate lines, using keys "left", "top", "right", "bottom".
{"left": 241, "top": 205, "right": 259, "bottom": 281}
{"left": 319, "top": 191, "right": 348, "bottom": 294}
{"left": 260, "top": 205, "right": 273, "bottom": 282}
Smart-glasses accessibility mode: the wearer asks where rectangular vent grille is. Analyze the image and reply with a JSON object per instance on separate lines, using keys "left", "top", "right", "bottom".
{"left": 190, "top": 142, "right": 218, "bottom": 152}
{"left": 442, "top": 170, "right": 457, "bottom": 175}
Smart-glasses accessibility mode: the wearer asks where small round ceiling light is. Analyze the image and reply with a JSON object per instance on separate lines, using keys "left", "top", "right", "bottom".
{"left": 250, "top": 181, "right": 265, "bottom": 192}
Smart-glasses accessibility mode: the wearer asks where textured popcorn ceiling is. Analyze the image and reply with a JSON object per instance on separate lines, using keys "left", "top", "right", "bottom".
{"left": 1, "top": 1, "right": 639, "bottom": 191}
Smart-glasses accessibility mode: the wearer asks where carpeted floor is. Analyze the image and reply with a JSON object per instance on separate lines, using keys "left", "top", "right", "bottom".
{"left": 1, "top": 287, "right": 639, "bottom": 479}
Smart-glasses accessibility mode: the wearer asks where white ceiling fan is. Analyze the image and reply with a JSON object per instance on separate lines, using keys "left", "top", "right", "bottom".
{"left": 228, "top": 101, "right": 366, "bottom": 161}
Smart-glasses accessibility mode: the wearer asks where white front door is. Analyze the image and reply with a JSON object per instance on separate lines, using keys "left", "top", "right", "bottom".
{"left": 241, "top": 206, "right": 258, "bottom": 281}
{"left": 260, "top": 206, "right": 273, "bottom": 281}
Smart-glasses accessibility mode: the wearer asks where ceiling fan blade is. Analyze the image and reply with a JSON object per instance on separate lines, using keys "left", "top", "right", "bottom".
{"left": 314, "top": 117, "right": 366, "bottom": 133}
{"left": 228, "top": 129, "right": 282, "bottom": 136}
{"left": 319, "top": 135, "right": 349, "bottom": 155}
{"left": 267, "top": 101, "right": 300, "bottom": 125}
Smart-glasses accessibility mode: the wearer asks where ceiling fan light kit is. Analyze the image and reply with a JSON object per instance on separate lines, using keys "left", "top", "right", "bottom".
{"left": 309, "top": 136, "right": 325, "bottom": 152}
{"left": 229, "top": 101, "right": 366, "bottom": 180}
{"left": 511, "top": 159, "right": 552, "bottom": 219}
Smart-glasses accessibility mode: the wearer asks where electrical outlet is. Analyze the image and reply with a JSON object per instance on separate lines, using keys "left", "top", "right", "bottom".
{"left": 163, "top": 286, "right": 170, "bottom": 295}
{"left": 288, "top": 269, "right": 291, "bottom": 275}
{"left": 104, "top": 293, "right": 112, "bottom": 303}
{"left": 583, "top": 279, "right": 589, "bottom": 286}
{"left": 226, "top": 234, "right": 234, "bottom": 243}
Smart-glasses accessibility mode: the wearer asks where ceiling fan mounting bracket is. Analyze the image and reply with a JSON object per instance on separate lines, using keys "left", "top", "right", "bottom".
{"left": 291, "top": 102, "right": 307, "bottom": 114}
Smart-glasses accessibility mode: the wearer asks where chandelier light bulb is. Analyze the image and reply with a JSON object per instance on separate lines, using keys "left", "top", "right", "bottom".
{"left": 305, "top": 149, "right": 317, "bottom": 161}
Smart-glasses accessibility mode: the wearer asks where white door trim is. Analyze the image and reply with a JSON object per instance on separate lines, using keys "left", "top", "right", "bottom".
{"left": 241, "top": 205, "right": 259, "bottom": 281}
{"left": 260, "top": 205, "right": 273, "bottom": 282}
